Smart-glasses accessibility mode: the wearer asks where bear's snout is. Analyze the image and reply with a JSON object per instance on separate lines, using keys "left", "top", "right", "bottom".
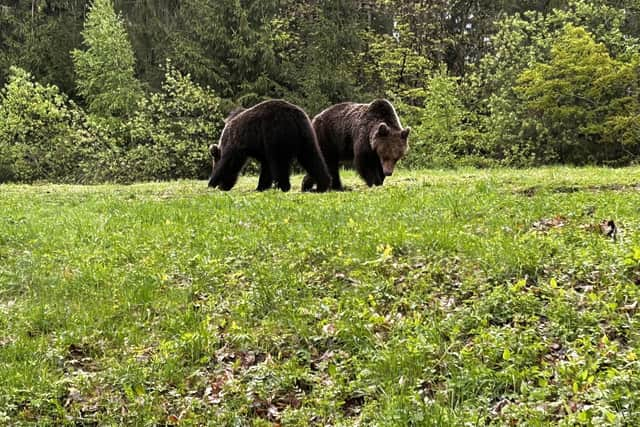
{"left": 381, "top": 160, "right": 396, "bottom": 177}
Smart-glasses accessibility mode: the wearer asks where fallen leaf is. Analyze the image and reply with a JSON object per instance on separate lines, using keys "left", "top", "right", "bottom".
{"left": 323, "top": 323, "right": 337, "bottom": 336}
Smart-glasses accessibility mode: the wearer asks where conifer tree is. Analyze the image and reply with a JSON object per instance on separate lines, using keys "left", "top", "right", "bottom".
{"left": 72, "top": 0, "right": 142, "bottom": 119}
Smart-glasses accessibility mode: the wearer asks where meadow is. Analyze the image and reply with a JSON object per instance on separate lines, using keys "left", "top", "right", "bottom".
{"left": 1, "top": 167, "right": 640, "bottom": 426}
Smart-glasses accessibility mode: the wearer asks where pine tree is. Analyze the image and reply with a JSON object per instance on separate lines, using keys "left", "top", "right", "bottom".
{"left": 71, "top": 0, "right": 142, "bottom": 119}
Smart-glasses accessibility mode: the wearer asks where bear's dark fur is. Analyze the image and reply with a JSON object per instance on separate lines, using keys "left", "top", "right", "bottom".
{"left": 302, "top": 99, "right": 410, "bottom": 191}
{"left": 208, "top": 100, "right": 331, "bottom": 192}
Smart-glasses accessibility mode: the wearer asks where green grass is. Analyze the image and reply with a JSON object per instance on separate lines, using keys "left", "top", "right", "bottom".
{"left": 2, "top": 167, "right": 640, "bottom": 426}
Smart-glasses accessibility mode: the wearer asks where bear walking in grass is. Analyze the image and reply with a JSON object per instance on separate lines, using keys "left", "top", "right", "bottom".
{"left": 302, "top": 99, "right": 410, "bottom": 191}
{"left": 208, "top": 100, "right": 331, "bottom": 192}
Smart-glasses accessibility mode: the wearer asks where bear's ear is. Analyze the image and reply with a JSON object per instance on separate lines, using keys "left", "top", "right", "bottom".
{"left": 209, "top": 144, "right": 221, "bottom": 160}
{"left": 401, "top": 127, "right": 411, "bottom": 140}
{"left": 376, "top": 123, "right": 390, "bottom": 137}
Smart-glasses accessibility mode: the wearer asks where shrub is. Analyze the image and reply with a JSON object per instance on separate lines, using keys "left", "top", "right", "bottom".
{"left": 403, "top": 67, "right": 479, "bottom": 168}
{"left": 123, "top": 61, "right": 224, "bottom": 182}
{"left": 470, "top": 0, "right": 640, "bottom": 166}
{"left": 515, "top": 25, "right": 640, "bottom": 165}
{"left": 0, "top": 63, "right": 224, "bottom": 184}
{"left": 0, "top": 66, "right": 106, "bottom": 183}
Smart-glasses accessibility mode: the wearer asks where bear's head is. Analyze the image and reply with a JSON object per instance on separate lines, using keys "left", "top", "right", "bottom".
{"left": 371, "top": 123, "right": 410, "bottom": 176}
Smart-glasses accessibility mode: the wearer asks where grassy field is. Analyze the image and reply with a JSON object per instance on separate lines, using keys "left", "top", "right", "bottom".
{"left": 2, "top": 167, "right": 640, "bottom": 426}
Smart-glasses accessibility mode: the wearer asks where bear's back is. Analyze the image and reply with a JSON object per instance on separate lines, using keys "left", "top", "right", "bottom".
{"left": 313, "top": 102, "right": 366, "bottom": 138}
{"left": 227, "top": 99, "right": 306, "bottom": 126}
{"left": 313, "top": 99, "right": 402, "bottom": 134}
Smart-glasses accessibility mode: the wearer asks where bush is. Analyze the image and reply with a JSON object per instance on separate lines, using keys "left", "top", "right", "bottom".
{"left": 469, "top": 0, "right": 640, "bottom": 166}
{"left": 122, "top": 61, "right": 224, "bottom": 182}
{"left": 0, "top": 66, "right": 108, "bottom": 183}
{"left": 0, "top": 63, "right": 224, "bottom": 184}
{"left": 403, "top": 67, "right": 479, "bottom": 168}
{"left": 515, "top": 25, "right": 640, "bottom": 165}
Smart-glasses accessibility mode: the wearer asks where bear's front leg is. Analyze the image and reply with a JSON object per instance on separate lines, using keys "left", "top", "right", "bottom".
{"left": 373, "top": 164, "right": 385, "bottom": 186}
{"left": 357, "top": 160, "right": 383, "bottom": 187}
{"left": 362, "top": 169, "right": 379, "bottom": 187}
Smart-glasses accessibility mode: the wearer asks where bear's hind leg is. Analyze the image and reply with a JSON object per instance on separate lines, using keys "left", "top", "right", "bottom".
{"left": 269, "top": 156, "right": 292, "bottom": 192}
{"left": 256, "top": 163, "right": 273, "bottom": 191}
{"left": 328, "top": 161, "right": 343, "bottom": 191}
{"left": 301, "top": 174, "right": 315, "bottom": 192}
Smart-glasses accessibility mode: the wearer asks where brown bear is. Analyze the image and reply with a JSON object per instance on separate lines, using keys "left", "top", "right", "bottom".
{"left": 208, "top": 100, "right": 331, "bottom": 192}
{"left": 302, "top": 99, "right": 410, "bottom": 191}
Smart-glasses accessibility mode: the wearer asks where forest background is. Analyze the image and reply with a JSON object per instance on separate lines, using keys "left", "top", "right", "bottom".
{"left": 1, "top": 0, "right": 639, "bottom": 183}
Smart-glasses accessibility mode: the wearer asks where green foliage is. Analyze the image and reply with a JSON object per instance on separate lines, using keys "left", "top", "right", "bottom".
{"left": 3, "top": 0, "right": 640, "bottom": 176}
{"left": 123, "top": 61, "right": 224, "bottom": 182}
{"left": 169, "top": 0, "right": 368, "bottom": 113}
{"left": 169, "top": 0, "right": 280, "bottom": 101}
{"left": 0, "top": 66, "right": 104, "bottom": 183}
{"left": 0, "top": 1, "right": 85, "bottom": 96}
{"left": 71, "top": 0, "right": 142, "bottom": 120}
{"left": 0, "top": 63, "right": 223, "bottom": 184}
{"left": 469, "top": 0, "right": 640, "bottom": 166}
{"left": 474, "top": 0, "right": 638, "bottom": 101}
{"left": 269, "top": 1, "right": 366, "bottom": 113}
{"left": 515, "top": 24, "right": 640, "bottom": 164}
{"left": 404, "top": 66, "right": 480, "bottom": 168}
{"left": 359, "top": 24, "right": 431, "bottom": 104}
